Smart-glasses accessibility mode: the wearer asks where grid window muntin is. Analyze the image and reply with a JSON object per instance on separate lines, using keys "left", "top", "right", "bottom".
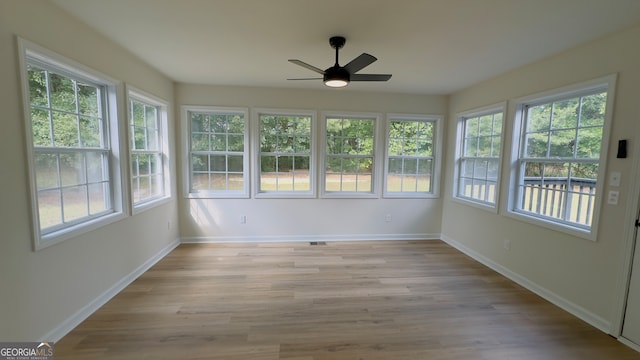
{"left": 129, "top": 93, "right": 167, "bottom": 207}
{"left": 27, "top": 62, "right": 113, "bottom": 235}
{"left": 456, "top": 109, "right": 504, "bottom": 206}
{"left": 385, "top": 117, "right": 437, "bottom": 196}
{"left": 20, "top": 39, "right": 125, "bottom": 250}
{"left": 186, "top": 107, "right": 248, "bottom": 197}
{"left": 511, "top": 78, "right": 613, "bottom": 236}
{"left": 323, "top": 115, "right": 378, "bottom": 195}
{"left": 257, "top": 111, "right": 314, "bottom": 196}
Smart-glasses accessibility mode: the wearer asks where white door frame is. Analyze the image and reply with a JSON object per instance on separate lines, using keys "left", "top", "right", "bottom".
{"left": 611, "top": 139, "right": 640, "bottom": 343}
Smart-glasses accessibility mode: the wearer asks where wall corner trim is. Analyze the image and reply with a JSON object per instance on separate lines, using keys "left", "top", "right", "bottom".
{"left": 41, "top": 239, "right": 181, "bottom": 342}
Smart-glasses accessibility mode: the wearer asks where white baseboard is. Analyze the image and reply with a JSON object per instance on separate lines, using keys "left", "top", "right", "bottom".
{"left": 619, "top": 337, "right": 640, "bottom": 353}
{"left": 181, "top": 233, "right": 440, "bottom": 244}
{"left": 440, "top": 234, "right": 612, "bottom": 334}
{"left": 42, "top": 239, "right": 180, "bottom": 342}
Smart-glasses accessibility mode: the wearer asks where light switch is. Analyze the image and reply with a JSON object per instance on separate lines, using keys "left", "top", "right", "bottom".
{"left": 608, "top": 190, "right": 619, "bottom": 205}
{"left": 610, "top": 171, "right": 621, "bottom": 187}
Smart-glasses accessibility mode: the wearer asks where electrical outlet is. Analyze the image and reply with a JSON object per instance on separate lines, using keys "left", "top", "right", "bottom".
{"left": 385, "top": 214, "right": 392, "bottom": 222}
{"left": 240, "top": 215, "right": 247, "bottom": 224}
{"left": 503, "top": 239, "right": 511, "bottom": 251}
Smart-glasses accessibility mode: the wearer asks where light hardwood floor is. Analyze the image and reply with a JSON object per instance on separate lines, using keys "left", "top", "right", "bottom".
{"left": 56, "top": 240, "right": 640, "bottom": 359}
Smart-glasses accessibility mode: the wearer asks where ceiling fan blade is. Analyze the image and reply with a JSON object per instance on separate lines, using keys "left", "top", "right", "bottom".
{"left": 344, "top": 53, "right": 377, "bottom": 74}
{"left": 287, "top": 77, "right": 323, "bottom": 80}
{"left": 351, "top": 74, "right": 392, "bottom": 82}
{"left": 288, "top": 59, "right": 325, "bottom": 75}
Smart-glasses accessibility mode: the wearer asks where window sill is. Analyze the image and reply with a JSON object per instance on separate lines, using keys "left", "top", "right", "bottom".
{"left": 503, "top": 209, "right": 596, "bottom": 241}
{"left": 35, "top": 211, "right": 128, "bottom": 251}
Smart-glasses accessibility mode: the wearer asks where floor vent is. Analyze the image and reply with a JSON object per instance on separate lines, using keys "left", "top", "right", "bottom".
{"left": 309, "top": 241, "right": 327, "bottom": 246}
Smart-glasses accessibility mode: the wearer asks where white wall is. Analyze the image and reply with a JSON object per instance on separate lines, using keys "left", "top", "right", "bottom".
{"left": 0, "top": 1, "right": 178, "bottom": 340}
{"left": 176, "top": 84, "right": 447, "bottom": 242}
{"left": 442, "top": 24, "right": 640, "bottom": 332}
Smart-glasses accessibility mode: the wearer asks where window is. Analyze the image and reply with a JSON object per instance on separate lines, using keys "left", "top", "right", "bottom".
{"left": 128, "top": 88, "right": 170, "bottom": 211}
{"left": 454, "top": 104, "right": 505, "bottom": 209}
{"left": 509, "top": 75, "right": 615, "bottom": 238}
{"left": 384, "top": 115, "right": 442, "bottom": 198}
{"left": 322, "top": 113, "right": 379, "bottom": 197}
{"left": 254, "top": 109, "right": 315, "bottom": 197}
{"left": 183, "top": 106, "right": 249, "bottom": 198}
{"left": 19, "top": 39, "right": 125, "bottom": 250}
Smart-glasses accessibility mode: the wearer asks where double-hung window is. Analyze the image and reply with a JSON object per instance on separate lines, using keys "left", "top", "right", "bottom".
{"left": 19, "top": 39, "right": 124, "bottom": 250}
{"left": 128, "top": 88, "right": 170, "bottom": 211}
{"left": 384, "top": 114, "right": 442, "bottom": 198}
{"left": 322, "top": 113, "right": 379, "bottom": 197}
{"left": 509, "top": 75, "right": 615, "bottom": 238}
{"left": 454, "top": 105, "right": 505, "bottom": 209}
{"left": 183, "top": 106, "right": 249, "bottom": 198}
{"left": 255, "top": 109, "right": 315, "bottom": 198}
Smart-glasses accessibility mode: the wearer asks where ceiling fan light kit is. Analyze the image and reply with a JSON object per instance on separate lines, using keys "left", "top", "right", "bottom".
{"left": 288, "top": 36, "right": 391, "bottom": 88}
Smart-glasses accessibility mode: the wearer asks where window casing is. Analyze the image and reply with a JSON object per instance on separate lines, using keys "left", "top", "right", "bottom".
{"left": 128, "top": 88, "right": 171, "bottom": 211}
{"left": 509, "top": 75, "right": 616, "bottom": 239}
{"left": 384, "top": 114, "right": 442, "bottom": 198}
{"left": 183, "top": 106, "right": 249, "bottom": 198}
{"left": 19, "top": 39, "right": 125, "bottom": 250}
{"left": 321, "top": 113, "right": 380, "bottom": 198}
{"left": 454, "top": 104, "right": 505, "bottom": 209}
{"left": 254, "top": 109, "right": 316, "bottom": 198}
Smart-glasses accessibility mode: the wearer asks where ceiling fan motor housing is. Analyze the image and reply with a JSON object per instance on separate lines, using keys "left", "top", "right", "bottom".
{"left": 324, "top": 66, "right": 350, "bottom": 83}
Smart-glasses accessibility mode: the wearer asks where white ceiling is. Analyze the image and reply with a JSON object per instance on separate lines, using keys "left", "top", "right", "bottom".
{"left": 51, "top": 0, "right": 640, "bottom": 95}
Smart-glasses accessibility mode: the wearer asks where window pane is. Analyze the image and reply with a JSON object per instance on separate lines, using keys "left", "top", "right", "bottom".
{"left": 60, "top": 153, "right": 86, "bottom": 187}
{"left": 464, "top": 137, "right": 478, "bottom": 157}
{"left": 228, "top": 134, "right": 244, "bottom": 152}
{"left": 31, "top": 108, "right": 51, "bottom": 146}
{"left": 77, "top": 83, "right": 99, "bottom": 117}
{"left": 52, "top": 112, "right": 79, "bottom": 147}
{"left": 210, "top": 134, "right": 226, "bottom": 151}
{"left": 210, "top": 173, "right": 227, "bottom": 191}
{"left": 38, "top": 189, "right": 62, "bottom": 230}
{"left": 457, "top": 110, "right": 503, "bottom": 204}
{"left": 192, "top": 155, "right": 208, "bottom": 172}
{"left": 527, "top": 105, "right": 551, "bottom": 132}
{"left": 227, "top": 155, "right": 244, "bottom": 173}
{"left": 576, "top": 127, "right": 603, "bottom": 159}
{"left": 79, "top": 116, "right": 101, "bottom": 147}
{"left": 62, "top": 185, "right": 88, "bottom": 222}
{"left": 210, "top": 155, "right": 226, "bottom": 172}
{"left": 552, "top": 98, "right": 579, "bottom": 129}
{"left": 191, "top": 134, "right": 209, "bottom": 151}
{"left": 478, "top": 115, "right": 494, "bottom": 136}
{"left": 28, "top": 66, "right": 48, "bottom": 107}
{"left": 580, "top": 93, "right": 607, "bottom": 127}
{"left": 525, "top": 132, "right": 548, "bottom": 158}
{"left": 35, "top": 153, "right": 59, "bottom": 190}
{"left": 259, "top": 113, "right": 312, "bottom": 194}
{"left": 548, "top": 129, "right": 576, "bottom": 157}
{"left": 87, "top": 152, "right": 108, "bottom": 183}
{"left": 49, "top": 72, "right": 76, "bottom": 112}
{"left": 88, "top": 183, "right": 109, "bottom": 215}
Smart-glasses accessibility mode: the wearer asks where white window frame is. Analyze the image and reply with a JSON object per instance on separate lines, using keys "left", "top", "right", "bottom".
{"left": 383, "top": 114, "right": 443, "bottom": 199}
{"left": 507, "top": 75, "right": 617, "bottom": 240}
{"left": 182, "top": 106, "right": 250, "bottom": 199}
{"left": 18, "top": 38, "right": 127, "bottom": 251}
{"left": 127, "top": 86, "right": 172, "bottom": 214}
{"left": 252, "top": 108, "right": 317, "bottom": 199}
{"left": 320, "top": 111, "right": 382, "bottom": 199}
{"left": 453, "top": 103, "right": 506, "bottom": 212}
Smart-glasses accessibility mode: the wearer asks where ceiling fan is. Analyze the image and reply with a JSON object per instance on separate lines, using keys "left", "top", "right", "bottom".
{"left": 288, "top": 36, "right": 392, "bottom": 88}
